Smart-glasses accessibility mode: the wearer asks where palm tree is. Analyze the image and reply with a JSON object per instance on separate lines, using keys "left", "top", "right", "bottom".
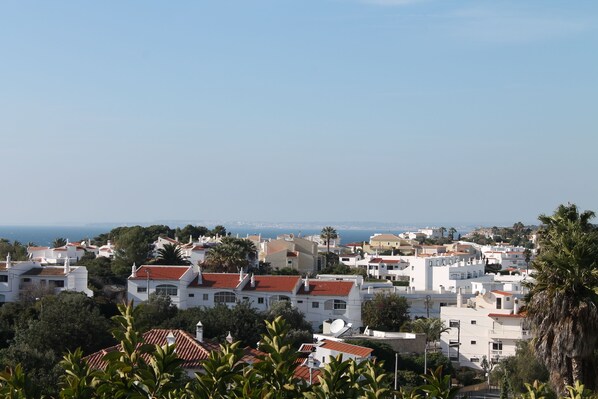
{"left": 526, "top": 203, "right": 598, "bottom": 392}
{"left": 439, "top": 227, "right": 446, "bottom": 238}
{"left": 447, "top": 227, "right": 457, "bottom": 241}
{"left": 204, "top": 237, "right": 257, "bottom": 273}
{"left": 320, "top": 226, "right": 338, "bottom": 254}
{"left": 52, "top": 237, "right": 67, "bottom": 248}
{"left": 155, "top": 243, "right": 188, "bottom": 265}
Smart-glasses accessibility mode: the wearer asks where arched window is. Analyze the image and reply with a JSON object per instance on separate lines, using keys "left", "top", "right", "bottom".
{"left": 156, "top": 284, "right": 178, "bottom": 296}
{"left": 214, "top": 291, "right": 236, "bottom": 304}
{"left": 270, "top": 295, "right": 290, "bottom": 303}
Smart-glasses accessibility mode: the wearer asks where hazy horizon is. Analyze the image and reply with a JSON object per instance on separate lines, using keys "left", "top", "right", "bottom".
{"left": 1, "top": 1, "right": 596, "bottom": 225}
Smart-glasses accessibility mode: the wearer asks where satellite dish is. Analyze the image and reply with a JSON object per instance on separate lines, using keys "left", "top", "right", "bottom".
{"left": 329, "top": 319, "right": 345, "bottom": 335}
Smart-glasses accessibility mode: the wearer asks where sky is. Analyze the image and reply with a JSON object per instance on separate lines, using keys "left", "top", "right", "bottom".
{"left": 1, "top": 0, "right": 597, "bottom": 226}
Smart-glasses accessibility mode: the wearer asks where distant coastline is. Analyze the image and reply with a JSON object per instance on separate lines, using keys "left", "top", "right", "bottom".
{"left": 0, "top": 224, "right": 474, "bottom": 247}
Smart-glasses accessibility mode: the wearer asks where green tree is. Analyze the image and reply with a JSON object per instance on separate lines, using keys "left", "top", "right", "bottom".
{"left": 175, "top": 224, "right": 209, "bottom": 242}
{"left": 154, "top": 243, "right": 188, "bottom": 265}
{"left": 409, "top": 318, "right": 449, "bottom": 345}
{"left": 209, "top": 225, "right": 227, "bottom": 237}
{"left": 491, "top": 340, "right": 549, "bottom": 394}
{"left": 447, "top": 227, "right": 457, "bottom": 241}
{"left": 52, "top": 237, "right": 67, "bottom": 248}
{"left": 112, "top": 226, "right": 152, "bottom": 278}
{"left": 204, "top": 237, "right": 257, "bottom": 273}
{"left": 362, "top": 292, "right": 410, "bottom": 332}
{"left": 526, "top": 203, "right": 598, "bottom": 392}
{"left": 320, "top": 226, "right": 338, "bottom": 254}
{"left": 264, "top": 301, "right": 313, "bottom": 348}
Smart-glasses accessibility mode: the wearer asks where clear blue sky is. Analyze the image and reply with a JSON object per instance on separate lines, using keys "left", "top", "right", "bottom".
{"left": 1, "top": 0, "right": 597, "bottom": 226}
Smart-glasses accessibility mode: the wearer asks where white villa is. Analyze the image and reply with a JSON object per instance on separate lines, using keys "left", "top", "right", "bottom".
{"left": 0, "top": 255, "right": 93, "bottom": 302}
{"left": 440, "top": 289, "right": 529, "bottom": 370}
{"left": 127, "top": 265, "right": 363, "bottom": 330}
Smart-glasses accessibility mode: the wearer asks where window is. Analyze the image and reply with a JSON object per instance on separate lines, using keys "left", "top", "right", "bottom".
{"left": 506, "top": 297, "right": 511, "bottom": 301}
{"left": 137, "top": 287, "right": 147, "bottom": 293}
{"left": 156, "top": 284, "right": 178, "bottom": 296}
{"left": 297, "top": 300, "right": 303, "bottom": 303}
{"left": 333, "top": 300, "right": 346, "bottom": 310}
{"left": 50, "top": 280, "right": 65, "bottom": 288}
{"left": 188, "top": 293, "right": 195, "bottom": 297}
{"left": 440, "top": 302, "right": 448, "bottom": 307}
{"left": 271, "top": 295, "right": 290, "bottom": 303}
{"left": 471, "top": 320, "right": 476, "bottom": 325}
{"left": 312, "top": 301, "right": 319, "bottom": 308}
{"left": 0, "top": 275, "right": 7, "bottom": 282}
{"left": 492, "top": 341, "right": 503, "bottom": 351}
{"left": 470, "top": 357, "right": 480, "bottom": 363}
{"left": 342, "top": 258, "right": 350, "bottom": 262}
{"left": 258, "top": 297, "right": 264, "bottom": 304}
{"left": 471, "top": 340, "right": 477, "bottom": 345}
{"left": 203, "top": 294, "right": 209, "bottom": 301}
{"left": 214, "top": 292, "right": 236, "bottom": 304}
{"left": 23, "top": 278, "right": 31, "bottom": 283}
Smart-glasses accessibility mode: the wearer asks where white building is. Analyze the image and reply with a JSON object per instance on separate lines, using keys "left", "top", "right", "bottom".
{"left": 28, "top": 241, "right": 97, "bottom": 264}
{"left": 440, "top": 290, "right": 529, "bottom": 370}
{"left": 0, "top": 255, "right": 93, "bottom": 302}
{"left": 127, "top": 266, "right": 363, "bottom": 331}
{"left": 481, "top": 245, "right": 530, "bottom": 270}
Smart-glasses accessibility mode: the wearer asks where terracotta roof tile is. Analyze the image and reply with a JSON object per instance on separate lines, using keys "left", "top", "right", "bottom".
{"left": 130, "top": 265, "right": 190, "bottom": 281}
{"left": 318, "top": 339, "right": 373, "bottom": 357}
{"left": 488, "top": 313, "right": 524, "bottom": 318}
{"left": 243, "top": 276, "right": 300, "bottom": 292}
{"left": 85, "top": 329, "right": 211, "bottom": 370}
{"left": 297, "top": 281, "right": 353, "bottom": 296}
{"left": 189, "top": 273, "right": 241, "bottom": 289}
{"left": 294, "top": 364, "right": 321, "bottom": 382}
{"left": 27, "top": 246, "right": 49, "bottom": 251}
{"left": 491, "top": 290, "right": 513, "bottom": 296}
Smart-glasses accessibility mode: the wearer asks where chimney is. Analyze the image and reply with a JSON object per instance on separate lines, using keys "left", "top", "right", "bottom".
{"left": 189, "top": 235, "right": 193, "bottom": 244}
{"left": 457, "top": 288, "right": 463, "bottom": 307}
{"left": 196, "top": 321, "right": 204, "bottom": 342}
{"left": 107, "top": 240, "right": 111, "bottom": 246}
{"left": 304, "top": 276, "right": 309, "bottom": 292}
{"left": 175, "top": 235, "right": 179, "bottom": 243}
{"left": 514, "top": 299, "right": 519, "bottom": 315}
{"left": 6, "top": 253, "right": 12, "bottom": 269}
{"left": 226, "top": 331, "right": 233, "bottom": 344}
{"left": 250, "top": 274, "right": 256, "bottom": 288}
{"left": 367, "top": 286, "right": 373, "bottom": 294}
{"left": 239, "top": 269, "right": 245, "bottom": 282}
{"left": 197, "top": 267, "right": 203, "bottom": 285}
{"left": 166, "top": 331, "right": 176, "bottom": 347}
{"left": 131, "top": 263, "right": 137, "bottom": 278}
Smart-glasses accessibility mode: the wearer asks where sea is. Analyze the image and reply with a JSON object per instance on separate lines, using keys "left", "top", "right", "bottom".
{"left": 0, "top": 225, "right": 473, "bottom": 247}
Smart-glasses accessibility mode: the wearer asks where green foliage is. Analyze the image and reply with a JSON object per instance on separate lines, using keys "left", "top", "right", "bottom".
{"left": 526, "top": 204, "right": 598, "bottom": 391}
{"left": 362, "top": 292, "right": 410, "bottom": 332}
{"left": 320, "top": 262, "right": 366, "bottom": 277}
{"left": 175, "top": 225, "right": 210, "bottom": 242}
{"left": 154, "top": 243, "right": 188, "bottom": 266}
{"left": 420, "top": 366, "right": 459, "bottom": 399}
{"left": 52, "top": 237, "right": 68, "bottom": 248}
{"left": 112, "top": 226, "right": 153, "bottom": 278}
{"left": 408, "top": 318, "right": 449, "bottom": 343}
{"left": 264, "top": 301, "right": 313, "bottom": 348}
{"left": 135, "top": 294, "right": 179, "bottom": 333}
{"left": 204, "top": 237, "right": 257, "bottom": 273}
{"left": 320, "top": 226, "right": 338, "bottom": 254}
{"left": 0, "top": 239, "right": 29, "bottom": 261}
{"left": 492, "top": 341, "right": 549, "bottom": 394}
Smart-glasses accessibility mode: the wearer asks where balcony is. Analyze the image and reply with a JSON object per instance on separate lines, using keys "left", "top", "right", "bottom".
{"left": 489, "top": 329, "right": 531, "bottom": 340}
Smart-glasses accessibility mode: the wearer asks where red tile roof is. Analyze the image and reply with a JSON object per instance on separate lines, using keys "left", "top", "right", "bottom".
{"left": 85, "top": 329, "right": 211, "bottom": 370}
{"left": 287, "top": 251, "right": 298, "bottom": 257}
{"left": 243, "top": 276, "right": 300, "bottom": 292}
{"left": 294, "top": 364, "right": 322, "bottom": 382}
{"left": 27, "top": 246, "right": 49, "bottom": 251}
{"left": 189, "top": 273, "right": 241, "bottom": 289}
{"left": 130, "top": 266, "right": 190, "bottom": 281}
{"left": 297, "top": 281, "right": 354, "bottom": 296}
{"left": 491, "top": 290, "right": 513, "bottom": 296}
{"left": 298, "top": 343, "right": 317, "bottom": 353}
{"left": 369, "top": 258, "right": 401, "bottom": 264}
{"left": 318, "top": 340, "right": 373, "bottom": 357}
